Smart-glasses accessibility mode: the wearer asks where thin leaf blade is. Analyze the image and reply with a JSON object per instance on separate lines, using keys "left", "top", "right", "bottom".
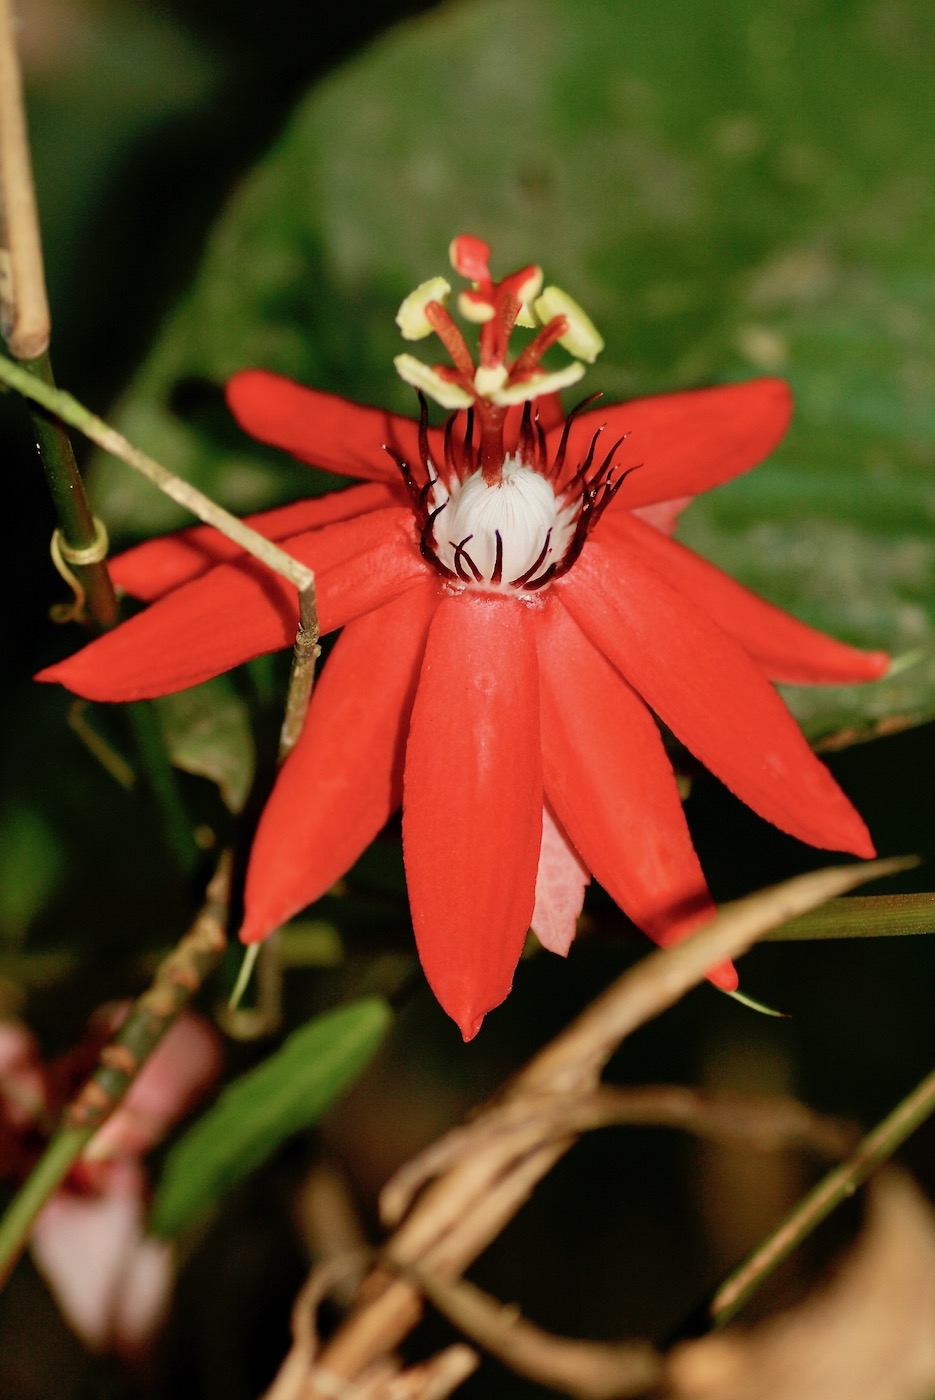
{"left": 151, "top": 995, "right": 392, "bottom": 1237}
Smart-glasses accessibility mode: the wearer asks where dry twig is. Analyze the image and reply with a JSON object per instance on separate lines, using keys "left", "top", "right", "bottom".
{"left": 0, "top": 0, "right": 49, "bottom": 358}
{"left": 261, "top": 857, "right": 907, "bottom": 1400}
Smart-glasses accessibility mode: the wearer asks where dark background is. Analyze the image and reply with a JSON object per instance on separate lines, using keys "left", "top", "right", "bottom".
{"left": 2, "top": 3, "right": 934, "bottom": 1397}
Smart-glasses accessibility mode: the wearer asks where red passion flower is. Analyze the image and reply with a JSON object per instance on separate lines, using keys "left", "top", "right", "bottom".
{"left": 39, "top": 236, "right": 888, "bottom": 1039}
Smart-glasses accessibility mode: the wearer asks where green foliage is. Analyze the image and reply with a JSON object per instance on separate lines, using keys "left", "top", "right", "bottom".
{"left": 87, "top": 0, "right": 935, "bottom": 749}
{"left": 150, "top": 996, "right": 392, "bottom": 1237}
{"left": 0, "top": 803, "right": 65, "bottom": 946}
{"left": 154, "top": 676, "right": 255, "bottom": 813}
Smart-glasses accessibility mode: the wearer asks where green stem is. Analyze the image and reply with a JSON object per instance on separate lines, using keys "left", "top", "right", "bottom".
{"left": 707, "top": 1063, "right": 935, "bottom": 1330}
{"left": 0, "top": 352, "right": 315, "bottom": 596}
{"left": 0, "top": 856, "right": 230, "bottom": 1286}
{"left": 0, "top": 1128, "right": 89, "bottom": 1286}
{"left": 23, "top": 352, "right": 118, "bottom": 630}
{"left": 766, "top": 891, "right": 935, "bottom": 940}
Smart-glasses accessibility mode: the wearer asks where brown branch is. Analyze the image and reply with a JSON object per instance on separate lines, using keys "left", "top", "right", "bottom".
{"left": 0, "top": 0, "right": 49, "bottom": 358}
{"left": 382, "top": 1087, "right": 854, "bottom": 1226}
{"left": 396, "top": 1265, "right": 662, "bottom": 1400}
{"left": 281, "top": 858, "right": 907, "bottom": 1397}
{"left": 65, "top": 854, "right": 231, "bottom": 1131}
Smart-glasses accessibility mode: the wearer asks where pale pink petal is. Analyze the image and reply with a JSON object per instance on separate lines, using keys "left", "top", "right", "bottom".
{"left": 630, "top": 496, "right": 693, "bottom": 535}
{"left": 111, "top": 1235, "right": 178, "bottom": 1353}
{"left": 31, "top": 1162, "right": 173, "bottom": 1353}
{"left": 0, "top": 1023, "right": 46, "bottom": 1131}
{"left": 530, "top": 802, "right": 590, "bottom": 957}
{"left": 0, "top": 1022, "right": 39, "bottom": 1075}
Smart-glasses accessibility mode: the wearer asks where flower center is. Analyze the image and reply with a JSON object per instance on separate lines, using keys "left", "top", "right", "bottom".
{"left": 390, "top": 397, "right": 629, "bottom": 596}
{"left": 393, "top": 234, "right": 604, "bottom": 485}
{"left": 388, "top": 238, "right": 627, "bottom": 594}
{"left": 428, "top": 455, "right": 573, "bottom": 590}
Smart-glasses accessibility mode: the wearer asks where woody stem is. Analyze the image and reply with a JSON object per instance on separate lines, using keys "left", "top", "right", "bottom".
{"left": 0, "top": 0, "right": 118, "bottom": 629}
{"left": 278, "top": 585, "right": 321, "bottom": 762}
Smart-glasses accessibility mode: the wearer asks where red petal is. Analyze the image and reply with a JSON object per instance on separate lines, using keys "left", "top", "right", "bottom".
{"left": 599, "top": 512, "right": 890, "bottom": 684}
{"left": 530, "top": 801, "right": 590, "bottom": 958}
{"left": 241, "top": 583, "right": 439, "bottom": 942}
{"left": 111, "top": 483, "right": 399, "bottom": 601}
{"left": 549, "top": 378, "right": 792, "bottom": 507}
{"left": 560, "top": 543, "right": 875, "bottom": 857}
{"left": 538, "top": 601, "right": 734, "bottom": 987}
{"left": 403, "top": 593, "right": 542, "bottom": 1039}
{"left": 227, "top": 371, "right": 422, "bottom": 485}
{"left": 38, "top": 508, "right": 425, "bottom": 701}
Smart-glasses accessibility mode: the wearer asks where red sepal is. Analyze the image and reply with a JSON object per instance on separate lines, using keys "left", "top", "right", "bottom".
{"left": 599, "top": 511, "right": 890, "bottom": 685}
{"left": 240, "top": 582, "right": 439, "bottom": 942}
{"left": 561, "top": 543, "right": 875, "bottom": 858}
{"left": 538, "top": 600, "right": 734, "bottom": 987}
{"left": 227, "top": 372, "right": 422, "bottom": 485}
{"left": 403, "top": 593, "right": 543, "bottom": 1040}
{"left": 550, "top": 378, "right": 792, "bottom": 507}
{"left": 38, "top": 508, "right": 424, "bottom": 701}
{"left": 111, "top": 483, "right": 399, "bottom": 601}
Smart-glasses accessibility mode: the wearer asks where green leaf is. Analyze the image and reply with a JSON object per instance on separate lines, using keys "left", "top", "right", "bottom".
{"left": 150, "top": 996, "right": 391, "bottom": 1237}
{"left": 0, "top": 803, "right": 66, "bottom": 945}
{"left": 153, "top": 675, "right": 256, "bottom": 813}
{"left": 90, "top": 0, "right": 935, "bottom": 744}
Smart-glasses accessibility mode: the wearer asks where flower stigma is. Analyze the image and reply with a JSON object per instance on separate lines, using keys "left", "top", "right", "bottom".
{"left": 391, "top": 236, "right": 623, "bottom": 595}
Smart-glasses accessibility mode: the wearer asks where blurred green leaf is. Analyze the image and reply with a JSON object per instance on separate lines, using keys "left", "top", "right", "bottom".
{"left": 154, "top": 675, "right": 255, "bottom": 812}
{"left": 279, "top": 919, "right": 345, "bottom": 967}
{"left": 90, "top": 0, "right": 935, "bottom": 743}
{"left": 28, "top": 1, "right": 223, "bottom": 322}
{"left": 151, "top": 995, "right": 392, "bottom": 1237}
{"left": 0, "top": 803, "right": 66, "bottom": 945}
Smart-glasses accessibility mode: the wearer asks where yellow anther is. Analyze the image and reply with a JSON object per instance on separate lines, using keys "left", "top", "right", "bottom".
{"left": 474, "top": 364, "right": 509, "bottom": 397}
{"left": 534, "top": 286, "right": 604, "bottom": 363}
{"left": 514, "top": 267, "right": 544, "bottom": 306}
{"left": 457, "top": 291, "right": 496, "bottom": 323}
{"left": 395, "top": 277, "right": 452, "bottom": 340}
{"left": 393, "top": 354, "right": 474, "bottom": 409}
{"left": 491, "top": 362, "right": 586, "bottom": 406}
